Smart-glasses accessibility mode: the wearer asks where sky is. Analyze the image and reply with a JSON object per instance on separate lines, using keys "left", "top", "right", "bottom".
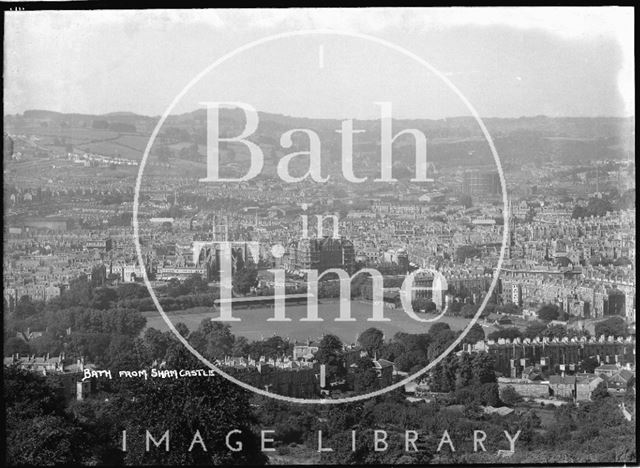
{"left": 3, "top": 7, "right": 634, "bottom": 119}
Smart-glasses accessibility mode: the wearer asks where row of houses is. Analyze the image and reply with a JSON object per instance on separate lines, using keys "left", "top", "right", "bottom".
{"left": 497, "top": 362, "right": 634, "bottom": 402}
{"left": 4, "top": 353, "right": 96, "bottom": 401}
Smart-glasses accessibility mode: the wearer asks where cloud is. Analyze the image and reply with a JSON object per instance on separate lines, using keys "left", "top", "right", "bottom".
{"left": 222, "top": 7, "right": 633, "bottom": 115}
{"left": 4, "top": 8, "right": 632, "bottom": 116}
{"left": 4, "top": 9, "right": 227, "bottom": 31}
{"left": 215, "top": 7, "right": 629, "bottom": 39}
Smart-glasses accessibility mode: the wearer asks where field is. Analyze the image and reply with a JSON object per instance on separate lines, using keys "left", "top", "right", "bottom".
{"left": 141, "top": 300, "right": 496, "bottom": 344}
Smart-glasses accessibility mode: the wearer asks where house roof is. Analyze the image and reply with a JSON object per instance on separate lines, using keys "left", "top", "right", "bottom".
{"left": 548, "top": 375, "right": 577, "bottom": 385}
{"left": 483, "top": 406, "right": 515, "bottom": 416}
{"left": 595, "top": 364, "right": 619, "bottom": 371}
{"left": 404, "top": 381, "right": 418, "bottom": 393}
{"left": 609, "top": 369, "right": 634, "bottom": 382}
{"left": 618, "top": 369, "right": 634, "bottom": 380}
{"left": 576, "top": 375, "right": 603, "bottom": 386}
{"left": 375, "top": 359, "right": 394, "bottom": 368}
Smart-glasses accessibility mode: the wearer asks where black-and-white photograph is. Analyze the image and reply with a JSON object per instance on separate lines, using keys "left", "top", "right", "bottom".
{"left": 2, "top": 6, "right": 635, "bottom": 466}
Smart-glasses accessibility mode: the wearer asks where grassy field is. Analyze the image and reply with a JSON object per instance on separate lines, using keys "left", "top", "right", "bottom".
{"left": 142, "top": 300, "right": 496, "bottom": 344}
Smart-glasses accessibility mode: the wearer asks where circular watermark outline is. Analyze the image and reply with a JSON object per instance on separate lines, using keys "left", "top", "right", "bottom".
{"left": 133, "top": 29, "right": 509, "bottom": 405}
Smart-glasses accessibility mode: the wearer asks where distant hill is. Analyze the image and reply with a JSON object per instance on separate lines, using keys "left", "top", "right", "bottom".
{"left": 4, "top": 110, "right": 635, "bottom": 168}
{"left": 10, "top": 109, "right": 635, "bottom": 139}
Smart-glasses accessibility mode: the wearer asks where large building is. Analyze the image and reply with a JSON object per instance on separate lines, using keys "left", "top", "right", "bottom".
{"left": 156, "top": 265, "right": 207, "bottom": 281}
{"left": 605, "top": 289, "right": 626, "bottom": 316}
{"left": 21, "top": 216, "right": 71, "bottom": 232}
{"left": 383, "top": 248, "right": 409, "bottom": 272}
{"left": 84, "top": 238, "right": 113, "bottom": 252}
{"left": 286, "top": 236, "right": 355, "bottom": 275}
{"left": 196, "top": 242, "right": 256, "bottom": 280}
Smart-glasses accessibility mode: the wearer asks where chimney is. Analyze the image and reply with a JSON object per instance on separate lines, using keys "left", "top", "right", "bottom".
{"left": 320, "top": 364, "right": 326, "bottom": 389}
{"left": 76, "top": 381, "right": 84, "bottom": 401}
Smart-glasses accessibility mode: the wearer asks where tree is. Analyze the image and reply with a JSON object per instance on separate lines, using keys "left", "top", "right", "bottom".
{"left": 471, "top": 353, "right": 496, "bottom": 385}
{"left": 15, "top": 295, "right": 37, "bottom": 317}
{"left": 428, "top": 322, "right": 451, "bottom": 339}
{"left": 595, "top": 316, "right": 627, "bottom": 338}
{"left": 499, "top": 302, "right": 521, "bottom": 315}
{"left": 5, "top": 366, "right": 94, "bottom": 465}
{"left": 518, "top": 409, "right": 542, "bottom": 443}
{"left": 586, "top": 197, "right": 614, "bottom": 217}
{"left": 174, "top": 322, "right": 190, "bottom": 339}
{"left": 353, "top": 357, "right": 379, "bottom": 393}
{"left": 537, "top": 303, "right": 560, "bottom": 322}
{"left": 393, "top": 350, "right": 428, "bottom": 372}
{"left": 463, "top": 323, "right": 485, "bottom": 345}
{"left": 543, "top": 324, "right": 567, "bottom": 339}
{"left": 572, "top": 205, "right": 588, "bottom": 219}
{"left": 572, "top": 197, "right": 614, "bottom": 219}
{"left": 455, "top": 352, "right": 474, "bottom": 388}
{"left": 427, "top": 330, "right": 456, "bottom": 362}
{"left": 591, "top": 381, "right": 609, "bottom": 401}
{"left": 113, "top": 348, "right": 267, "bottom": 465}
{"left": 357, "top": 328, "right": 384, "bottom": 356}
{"left": 379, "top": 341, "right": 405, "bottom": 362}
{"left": 524, "top": 321, "right": 547, "bottom": 339}
{"left": 427, "top": 355, "right": 458, "bottom": 392}
{"left": 65, "top": 273, "right": 93, "bottom": 307}
{"left": 182, "top": 273, "right": 209, "bottom": 294}
{"left": 90, "top": 287, "right": 118, "bottom": 310}
{"left": 580, "top": 357, "right": 600, "bottom": 374}
{"left": 412, "top": 298, "right": 436, "bottom": 313}
{"left": 233, "top": 264, "right": 258, "bottom": 295}
{"left": 231, "top": 336, "right": 250, "bottom": 356}
{"left": 256, "top": 336, "right": 291, "bottom": 358}
{"left": 4, "top": 336, "right": 31, "bottom": 355}
{"left": 315, "top": 334, "right": 343, "bottom": 365}
{"left": 105, "top": 335, "right": 145, "bottom": 370}
{"left": 500, "top": 385, "right": 523, "bottom": 406}
{"left": 29, "top": 333, "right": 64, "bottom": 356}
{"left": 460, "top": 303, "right": 479, "bottom": 318}
{"left": 188, "top": 320, "right": 234, "bottom": 360}
{"left": 455, "top": 245, "right": 481, "bottom": 262}
{"left": 6, "top": 414, "right": 88, "bottom": 465}
{"left": 477, "top": 382, "right": 500, "bottom": 406}
{"left": 394, "top": 332, "right": 431, "bottom": 353}
{"left": 143, "top": 328, "right": 174, "bottom": 361}
{"left": 117, "top": 282, "right": 149, "bottom": 301}
{"left": 91, "top": 264, "right": 107, "bottom": 287}
{"left": 166, "top": 278, "right": 186, "bottom": 298}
